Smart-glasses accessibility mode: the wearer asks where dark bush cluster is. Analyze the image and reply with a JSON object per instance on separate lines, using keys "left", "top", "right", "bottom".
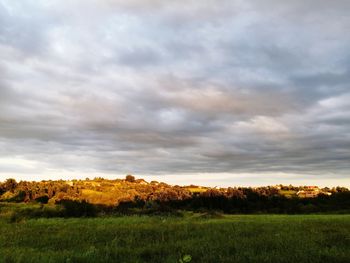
{"left": 114, "top": 191, "right": 350, "bottom": 215}
{"left": 57, "top": 199, "right": 98, "bottom": 217}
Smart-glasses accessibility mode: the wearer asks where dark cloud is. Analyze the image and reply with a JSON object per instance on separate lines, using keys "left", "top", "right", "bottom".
{"left": 0, "top": 0, "right": 349, "bottom": 185}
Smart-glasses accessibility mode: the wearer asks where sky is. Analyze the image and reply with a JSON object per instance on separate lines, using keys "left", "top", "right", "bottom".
{"left": 0, "top": 0, "right": 349, "bottom": 187}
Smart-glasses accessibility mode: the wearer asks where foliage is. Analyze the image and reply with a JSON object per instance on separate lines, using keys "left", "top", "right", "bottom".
{"left": 2, "top": 178, "right": 18, "bottom": 192}
{"left": 57, "top": 199, "right": 98, "bottom": 217}
{"left": 179, "top": 254, "right": 192, "bottom": 263}
{"left": 0, "top": 177, "right": 349, "bottom": 215}
{"left": 125, "top": 175, "right": 136, "bottom": 183}
{"left": 34, "top": 195, "right": 49, "bottom": 204}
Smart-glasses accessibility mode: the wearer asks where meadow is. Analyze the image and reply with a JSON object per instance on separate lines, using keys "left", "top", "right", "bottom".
{"left": 0, "top": 204, "right": 350, "bottom": 263}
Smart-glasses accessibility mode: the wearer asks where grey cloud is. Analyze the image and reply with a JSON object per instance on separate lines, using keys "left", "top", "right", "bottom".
{"left": 0, "top": 0, "right": 349, "bottom": 184}
{"left": 117, "top": 47, "right": 163, "bottom": 67}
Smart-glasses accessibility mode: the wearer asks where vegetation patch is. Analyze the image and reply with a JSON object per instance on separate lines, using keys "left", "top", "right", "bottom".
{"left": 0, "top": 213, "right": 349, "bottom": 263}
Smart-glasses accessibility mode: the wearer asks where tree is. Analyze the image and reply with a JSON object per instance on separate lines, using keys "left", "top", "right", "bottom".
{"left": 3, "top": 178, "right": 18, "bottom": 192}
{"left": 125, "top": 175, "right": 135, "bottom": 183}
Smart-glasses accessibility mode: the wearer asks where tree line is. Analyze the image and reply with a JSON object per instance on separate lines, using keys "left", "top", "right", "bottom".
{"left": 1, "top": 176, "right": 349, "bottom": 216}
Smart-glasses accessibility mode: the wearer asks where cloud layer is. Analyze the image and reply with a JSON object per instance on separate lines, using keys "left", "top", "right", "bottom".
{"left": 0, "top": 0, "right": 349, "bottom": 185}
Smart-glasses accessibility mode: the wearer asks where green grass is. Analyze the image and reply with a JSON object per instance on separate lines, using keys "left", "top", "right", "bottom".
{"left": 0, "top": 205, "right": 349, "bottom": 263}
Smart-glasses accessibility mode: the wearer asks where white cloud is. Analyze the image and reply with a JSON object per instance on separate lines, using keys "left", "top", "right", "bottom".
{"left": 235, "top": 116, "right": 290, "bottom": 134}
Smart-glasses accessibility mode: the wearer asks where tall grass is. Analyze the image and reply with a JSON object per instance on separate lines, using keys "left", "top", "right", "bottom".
{"left": 0, "top": 212, "right": 350, "bottom": 263}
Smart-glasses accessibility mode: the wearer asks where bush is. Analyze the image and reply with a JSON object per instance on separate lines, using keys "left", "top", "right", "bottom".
{"left": 58, "top": 199, "right": 98, "bottom": 217}
{"left": 35, "top": 195, "right": 49, "bottom": 204}
{"left": 6, "top": 191, "right": 26, "bottom": 203}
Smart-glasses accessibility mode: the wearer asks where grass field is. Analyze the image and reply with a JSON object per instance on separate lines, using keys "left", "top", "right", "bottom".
{"left": 0, "top": 205, "right": 349, "bottom": 263}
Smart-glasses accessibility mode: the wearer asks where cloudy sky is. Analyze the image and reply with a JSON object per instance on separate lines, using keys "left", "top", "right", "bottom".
{"left": 0, "top": 0, "right": 349, "bottom": 186}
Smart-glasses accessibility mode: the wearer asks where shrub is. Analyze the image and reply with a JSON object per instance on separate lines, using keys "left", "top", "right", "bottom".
{"left": 58, "top": 199, "right": 98, "bottom": 217}
{"left": 35, "top": 195, "right": 49, "bottom": 204}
